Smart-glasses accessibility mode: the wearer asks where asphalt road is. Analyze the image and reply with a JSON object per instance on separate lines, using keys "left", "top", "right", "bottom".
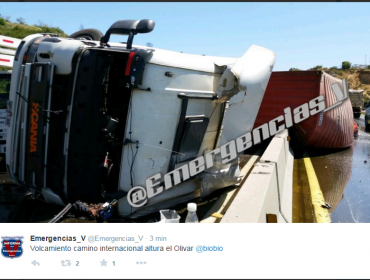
{"left": 327, "top": 115, "right": 370, "bottom": 222}
{"left": 293, "top": 114, "right": 370, "bottom": 223}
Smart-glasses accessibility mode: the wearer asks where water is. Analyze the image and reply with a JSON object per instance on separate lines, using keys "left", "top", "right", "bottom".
{"left": 329, "top": 121, "right": 370, "bottom": 222}
{"left": 293, "top": 115, "right": 370, "bottom": 223}
{"left": 185, "top": 211, "right": 199, "bottom": 223}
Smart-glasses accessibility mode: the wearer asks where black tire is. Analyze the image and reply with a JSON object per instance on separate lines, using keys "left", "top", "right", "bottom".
{"left": 7, "top": 194, "right": 38, "bottom": 223}
{"left": 68, "top": 29, "right": 103, "bottom": 41}
{"left": 7, "top": 194, "right": 64, "bottom": 223}
{"left": 0, "top": 156, "right": 6, "bottom": 172}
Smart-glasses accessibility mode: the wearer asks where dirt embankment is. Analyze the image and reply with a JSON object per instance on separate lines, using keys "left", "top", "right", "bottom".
{"left": 325, "top": 69, "right": 370, "bottom": 103}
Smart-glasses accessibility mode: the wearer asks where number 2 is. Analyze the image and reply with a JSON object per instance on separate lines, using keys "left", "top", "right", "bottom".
{"left": 76, "top": 261, "right": 79, "bottom": 266}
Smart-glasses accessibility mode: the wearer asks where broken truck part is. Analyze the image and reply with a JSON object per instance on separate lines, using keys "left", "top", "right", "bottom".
{"left": 5, "top": 19, "right": 276, "bottom": 219}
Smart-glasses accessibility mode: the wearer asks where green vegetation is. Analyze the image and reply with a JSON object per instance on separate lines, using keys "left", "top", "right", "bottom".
{"left": 0, "top": 14, "right": 67, "bottom": 40}
{"left": 16, "top": 17, "right": 26, "bottom": 25}
{"left": 342, "top": 61, "right": 351, "bottom": 70}
{"left": 0, "top": 79, "right": 8, "bottom": 94}
{"left": 328, "top": 67, "right": 343, "bottom": 76}
{"left": 289, "top": 68, "right": 301, "bottom": 71}
{"left": 308, "top": 65, "right": 323, "bottom": 71}
{"left": 0, "top": 77, "right": 10, "bottom": 108}
{"left": 0, "top": 15, "right": 67, "bottom": 71}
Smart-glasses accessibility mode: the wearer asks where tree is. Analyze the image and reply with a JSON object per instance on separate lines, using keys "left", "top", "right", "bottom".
{"left": 289, "top": 68, "right": 301, "bottom": 71}
{"left": 35, "top": 20, "right": 47, "bottom": 28}
{"left": 342, "top": 61, "right": 351, "bottom": 70}
{"left": 16, "top": 17, "right": 26, "bottom": 24}
{"left": 0, "top": 17, "right": 67, "bottom": 38}
{"left": 307, "top": 65, "right": 323, "bottom": 71}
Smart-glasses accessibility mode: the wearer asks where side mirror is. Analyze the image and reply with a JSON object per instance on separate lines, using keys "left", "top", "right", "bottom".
{"left": 100, "top": 19, "right": 155, "bottom": 49}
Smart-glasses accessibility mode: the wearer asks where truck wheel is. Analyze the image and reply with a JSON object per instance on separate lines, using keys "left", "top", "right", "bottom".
{"left": 7, "top": 194, "right": 39, "bottom": 222}
{"left": 8, "top": 194, "right": 64, "bottom": 222}
{"left": 68, "top": 29, "right": 103, "bottom": 41}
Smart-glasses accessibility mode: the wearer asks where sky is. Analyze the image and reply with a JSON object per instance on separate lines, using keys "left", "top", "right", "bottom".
{"left": 0, "top": 2, "right": 369, "bottom": 71}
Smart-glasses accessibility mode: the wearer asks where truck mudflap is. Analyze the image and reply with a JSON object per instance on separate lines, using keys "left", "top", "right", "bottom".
{"left": 25, "top": 63, "right": 54, "bottom": 190}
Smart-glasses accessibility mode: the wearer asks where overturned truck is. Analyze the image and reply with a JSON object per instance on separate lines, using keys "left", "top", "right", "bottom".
{"left": 5, "top": 19, "right": 276, "bottom": 218}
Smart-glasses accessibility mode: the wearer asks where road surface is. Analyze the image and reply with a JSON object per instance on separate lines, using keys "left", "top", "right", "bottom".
{"left": 293, "top": 115, "right": 370, "bottom": 223}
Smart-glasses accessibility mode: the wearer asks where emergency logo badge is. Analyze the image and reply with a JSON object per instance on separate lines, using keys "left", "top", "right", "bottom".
{"left": 1, "top": 236, "right": 24, "bottom": 258}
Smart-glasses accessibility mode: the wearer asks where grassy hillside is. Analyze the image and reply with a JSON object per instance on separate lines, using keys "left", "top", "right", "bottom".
{"left": 0, "top": 16, "right": 67, "bottom": 71}
{"left": 0, "top": 17, "right": 67, "bottom": 39}
{"left": 324, "top": 68, "right": 370, "bottom": 104}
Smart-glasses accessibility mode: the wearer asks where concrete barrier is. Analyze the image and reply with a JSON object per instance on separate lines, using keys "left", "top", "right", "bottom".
{"left": 221, "top": 129, "right": 293, "bottom": 223}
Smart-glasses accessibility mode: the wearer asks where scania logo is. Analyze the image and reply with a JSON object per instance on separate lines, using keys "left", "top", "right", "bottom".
{"left": 30, "top": 102, "right": 39, "bottom": 153}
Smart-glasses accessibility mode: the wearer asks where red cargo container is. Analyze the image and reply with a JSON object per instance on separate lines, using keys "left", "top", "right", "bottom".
{"left": 254, "top": 71, "right": 353, "bottom": 148}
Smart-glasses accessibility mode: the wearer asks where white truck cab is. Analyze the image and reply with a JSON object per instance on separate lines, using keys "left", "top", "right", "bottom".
{"left": 5, "top": 19, "right": 276, "bottom": 218}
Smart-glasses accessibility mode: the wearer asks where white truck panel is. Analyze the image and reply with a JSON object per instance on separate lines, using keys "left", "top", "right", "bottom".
{"left": 37, "top": 38, "right": 85, "bottom": 75}
{"left": 0, "top": 54, "right": 14, "bottom": 68}
{"left": 0, "top": 35, "right": 21, "bottom": 49}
